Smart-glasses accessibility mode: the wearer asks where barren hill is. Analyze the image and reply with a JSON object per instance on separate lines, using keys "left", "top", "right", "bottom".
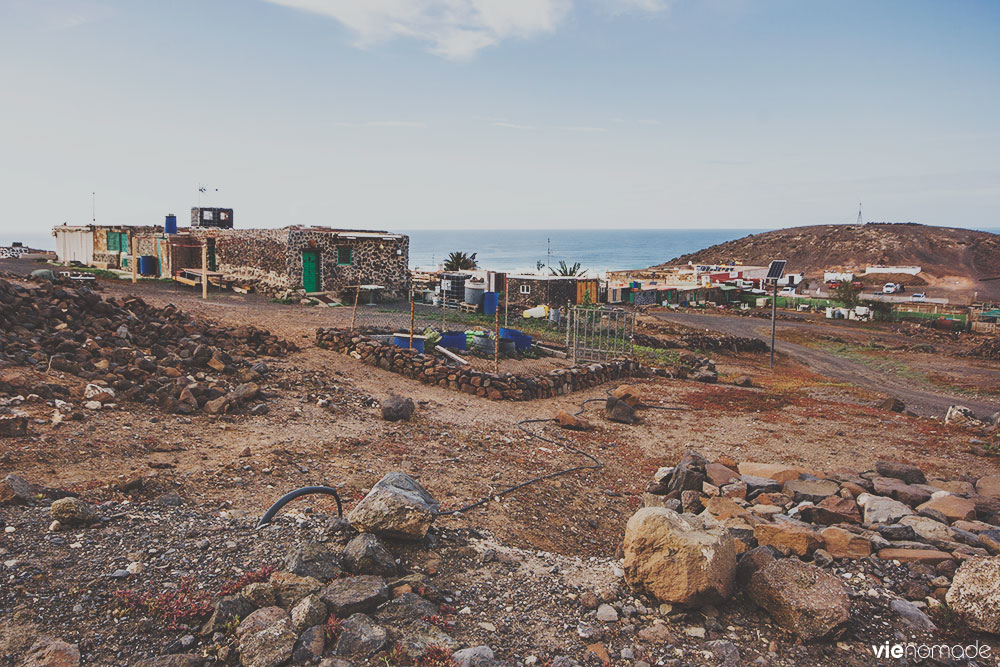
{"left": 661, "top": 223, "right": 1000, "bottom": 299}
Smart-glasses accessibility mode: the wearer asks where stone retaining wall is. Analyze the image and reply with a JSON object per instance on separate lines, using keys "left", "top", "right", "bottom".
{"left": 316, "top": 328, "right": 645, "bottom": 400}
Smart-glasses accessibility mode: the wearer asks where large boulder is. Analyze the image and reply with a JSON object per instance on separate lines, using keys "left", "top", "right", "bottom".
{"left": 347, "top": 472, "right": 439, "bottom": 539}
{"left": 0, "top": 474, "right": 33, "bottom": 504}
{"left": 319, "top": 576, "right": 389, "bottom": 617}
{"left": 381, "top": 395, "right": 415, "bottom": 422}
{"left": 237, "top": 617, "right": 297, "bottom": 667}
{"left": 343, "top": 533, "right": 397, "bottom": 576}
{"left": 875, "top": 461, "right": 926, "bottom": 485}
{"left": 623, "top": 507, "right": 736, "bottom": 606}
{"left": 332, "top": 614, "right": 388, "bottom": 657}
{"left": 747, "top": 558, "right": 851, "bottom": 641}
{"left": 667, "top": 451, "right": 707, "bottom": 494}
{"left": 284, "top": 541, "right": 343, "bottom": 581}
{"left": 945, "top": 556, "right": 1000, "bottom": 634}
{"left": 605, "top": 396, "right": 636, "bottom": 424}
{"left": 857, "top": 493, "right": 913, "bottom": 526}
{"left": 49, "top": 497, "right": 97, "bottom": 526}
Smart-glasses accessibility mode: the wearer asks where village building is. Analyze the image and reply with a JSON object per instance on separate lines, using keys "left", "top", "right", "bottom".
{"left": 504, "top": 275, "right": 601, "bottom": 309}
{"left": 51, "top": 223, "right": 410, "bottom": 298}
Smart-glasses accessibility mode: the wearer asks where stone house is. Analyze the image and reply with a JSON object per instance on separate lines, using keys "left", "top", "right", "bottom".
{"left": 505, "top": 275, "right": 601, "bottom": 309}
{"left": 51, "top": 224, "right": 410, "bottom": 297}
{"left": 183, "top": 226, "right": 410, "bottom": 297}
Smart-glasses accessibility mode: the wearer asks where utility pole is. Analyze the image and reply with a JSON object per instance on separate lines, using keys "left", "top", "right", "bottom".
{"left": 91, "top": 192, "right": 96, "bottom": 223}
{"left": 770, "top": 280, "right": 777, "bottom": 369}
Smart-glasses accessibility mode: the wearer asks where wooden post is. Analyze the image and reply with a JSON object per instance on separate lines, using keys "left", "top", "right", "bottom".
{"left": 201, "top": 243, "right": 208, "bottom": 300}
{"left": 131, "top": 235, "right": 137, "bottom": 284}
{"left": 351, "top": 283, "right": 361, "bottom": 331}
{"left": 503, "top": 273, "right": 508, "bottom": 328}
{"left": 409, "top": 290, "right": 415, "bottom": 349}
{"left": 494, "top": 299, "right": 500, "bottom": 374}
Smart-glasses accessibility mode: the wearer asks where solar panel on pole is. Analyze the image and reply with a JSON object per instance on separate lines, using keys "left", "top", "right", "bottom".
{"left": 766, "top": 260, "right": 785, "bottom": 369}
{"left": 766, "top": 260, "right": 787, "bottom": 281}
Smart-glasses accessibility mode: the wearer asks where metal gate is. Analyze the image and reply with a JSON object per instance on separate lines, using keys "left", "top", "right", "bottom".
{"left": 565, "top": 306, "right": 635, "bottom": 362}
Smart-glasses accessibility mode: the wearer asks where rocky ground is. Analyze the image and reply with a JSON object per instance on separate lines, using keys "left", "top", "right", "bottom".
{"left": 2, "top": 267, "right": 1000, "bottom": 666}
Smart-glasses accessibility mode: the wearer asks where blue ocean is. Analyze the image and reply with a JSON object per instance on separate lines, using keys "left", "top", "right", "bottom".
{"left": 408, "top": 228, "right": 764, "bottom": 274}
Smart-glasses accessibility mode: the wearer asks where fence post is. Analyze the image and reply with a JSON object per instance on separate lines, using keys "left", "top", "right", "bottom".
{"left": 410, "top": 289, "right": 415, "bottom": 349}
{"left": 201, "top": 243, "right": 208, "bottom": 300}
{"left": 504, "top": 274, "right": 509, "bottom": 328}
{"left": 131, "top": 235, "right": 137, "bottom": 284}
{"left": 351, "top": 283, "right": 361, "bottom": 331}
{"left": 494, "top": 299, "right": 500, "bottom": 374}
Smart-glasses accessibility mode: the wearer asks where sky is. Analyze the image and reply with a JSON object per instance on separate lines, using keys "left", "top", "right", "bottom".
{"left": 1, "top": 0, "right": 998, "bottom": 247}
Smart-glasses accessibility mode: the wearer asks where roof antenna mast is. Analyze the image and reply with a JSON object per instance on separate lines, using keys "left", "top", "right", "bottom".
{"left": 857, "top": 203, "right": 863, "bottom": 225}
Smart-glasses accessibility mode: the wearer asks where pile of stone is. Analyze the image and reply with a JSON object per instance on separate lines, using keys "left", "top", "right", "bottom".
{"left": 0, "top": 278, "right": 295, "bottom": 416}
{"left": 316, "top": 328, "right": 644, "bottom": 401}
{"left": 625, "top": 451, "right": 1000, "bottom": 640}
{"left": 964, "top": 336, "right": 1000, "bottom": 361}
{"left": 190, "top": 472, "right": 493, "bottom": 667}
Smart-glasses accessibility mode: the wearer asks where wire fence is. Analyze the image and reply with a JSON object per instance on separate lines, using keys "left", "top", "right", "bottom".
{"left": 347, "top": 286, "right": 586, "bottom": 374}
{"left": 346, "top": 284, "right": 639, "bottom": 375}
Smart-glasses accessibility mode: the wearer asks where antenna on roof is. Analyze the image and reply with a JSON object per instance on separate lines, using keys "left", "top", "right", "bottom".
{"left": 857, "top": 203, "right": 863, "bottom": 225}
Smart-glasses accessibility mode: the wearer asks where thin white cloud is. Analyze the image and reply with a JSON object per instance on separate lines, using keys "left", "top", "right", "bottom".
{"left": 605, "top": 0, "right": 673, "bottom": 13}
{"left": 366, "top": 120, "right": 426, "bottom": 127}
{"left": 491, "top": 121, "right": 535, "bottom": 130}
{"left": 263, "top": 0, "right": 573, "bottom": 59}
{"left": 332, "top": 120, "right": 426, "bottom": 127}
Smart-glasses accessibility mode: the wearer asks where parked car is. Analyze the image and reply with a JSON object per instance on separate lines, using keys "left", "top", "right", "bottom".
{"left": 882, "top": 283, "right": 899, "bottom": 294}
{"left": 910, "top": 292, "right": 926, "bottom": 302}
{"left": 779, "top": 286, "right": 797, "bottom": 296}
{"left": 826, "top": 280, "right": 842, "bottom": 289}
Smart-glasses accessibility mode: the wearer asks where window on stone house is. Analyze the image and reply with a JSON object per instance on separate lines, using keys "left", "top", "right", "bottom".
{"left": 520, "top": 284, "right": 531, "bottom": 294}
{"left": 337, "top": 246, "right": 352, "bottom": 266}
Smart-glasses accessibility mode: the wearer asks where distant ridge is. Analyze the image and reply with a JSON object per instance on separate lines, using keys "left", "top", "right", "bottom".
{"left": 657, "top": 223, "right": 1000, "bottom": 299}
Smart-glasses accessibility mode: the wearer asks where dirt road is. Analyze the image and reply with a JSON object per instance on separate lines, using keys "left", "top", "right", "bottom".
{"left": 653, "top": 311, "right": 1000, "bottom": 419}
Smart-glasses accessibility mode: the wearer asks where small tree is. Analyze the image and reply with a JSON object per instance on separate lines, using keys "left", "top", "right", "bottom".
{"left": 834, "top": 282, "right": 863, "bottom": 308}
{"left": 550, "top": 260, "right": 586, "bottom": 277}
{"left": 443, "top": 251, "right": 478, "bottom": 271}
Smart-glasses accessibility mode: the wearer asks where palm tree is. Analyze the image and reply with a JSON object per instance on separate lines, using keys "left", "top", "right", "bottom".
{"left": 443, "top": 251, "right": 478, "bottom": 271}
{"left": 550, "top": 260, "right": 586, "bottom": 276}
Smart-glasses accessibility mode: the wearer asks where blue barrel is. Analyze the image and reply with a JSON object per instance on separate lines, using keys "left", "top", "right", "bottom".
{"left": 164, "top": 214, "right": 177, "bottom": 234}
{"left": 138, "top": 255, "right": 157, "bottom": 276}
{"left": 498, "top": 327, "right": 520, "bottom": 339}
{"left": 439, "top": 331, "right": 467, "bottom": 350}
{"left": 392, "top": 335, "right": 425, "bottom": 354}
{"left": 483, "top": 291, "right": 499, "bottom": 316}
{"left": 514, "top": 333, "right": 532, "bottom": 352}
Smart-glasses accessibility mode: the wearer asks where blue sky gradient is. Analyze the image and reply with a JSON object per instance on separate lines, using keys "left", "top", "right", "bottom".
{"left": 1, "top": 0, "right": 997, "bottom": 242}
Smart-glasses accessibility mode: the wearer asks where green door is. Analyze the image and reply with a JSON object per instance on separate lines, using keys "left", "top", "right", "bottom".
{"left": 302, "top": 251, "right": 320, "bottom": 292}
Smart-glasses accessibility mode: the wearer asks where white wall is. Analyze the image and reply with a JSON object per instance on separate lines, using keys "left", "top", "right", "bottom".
{"left": 54, "top": 229, "right": 93, "bottom": 264}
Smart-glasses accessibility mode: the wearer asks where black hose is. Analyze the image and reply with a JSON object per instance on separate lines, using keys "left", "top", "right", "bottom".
{"left": 437, "top": 393, "right": 682, "bottom": 516}
{"left": 255, "top": 485, "right": 343, "bottom": 528}
{"left": 256, "top": 386, "right": 686, "bottom": 525}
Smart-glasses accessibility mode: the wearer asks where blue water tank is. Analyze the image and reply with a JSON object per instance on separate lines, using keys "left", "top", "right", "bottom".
{"left": 439, "top": 331, "right": 467, "bottom": 350}
{"left": 165, "top": 214, "right": 178, "bottom": 234}
{"left": 138, "top": 255, "right": 157, "bottom": 276}
{"left": 392, "top": 335, "right": 425, "bottom": 354}
{"left": 483, "top": 291, "right": 499, "bottom": 316}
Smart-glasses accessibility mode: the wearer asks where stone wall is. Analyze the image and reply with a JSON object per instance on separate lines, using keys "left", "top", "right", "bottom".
{"left": 186, "top": 228, "right": 291, "bottom": 291}
{"left": 178, "top": 227, "right": 410, "bottom": 296}
{"left": 507, "top": 277, "right": 579, "bottom": 309}
{"left": 287, "top": 230, "right": 410, "bottom": 298}
{"left": 316, "top": 328, "right": 645, "bottom": 401}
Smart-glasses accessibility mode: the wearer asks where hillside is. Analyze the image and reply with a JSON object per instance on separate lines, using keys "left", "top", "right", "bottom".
{"left": 660, "top": 223, "right": 1000, "bottom": 299}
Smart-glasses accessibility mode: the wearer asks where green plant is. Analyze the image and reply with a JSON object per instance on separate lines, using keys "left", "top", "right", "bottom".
{"left": 443, "top": 251, "right": 478, "bottom": 271}
{"left": 833, "top": 282, "right": 863, "bottom": 308}
{"left": 550, "top": 260, "right": 586, "bottom": 276}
